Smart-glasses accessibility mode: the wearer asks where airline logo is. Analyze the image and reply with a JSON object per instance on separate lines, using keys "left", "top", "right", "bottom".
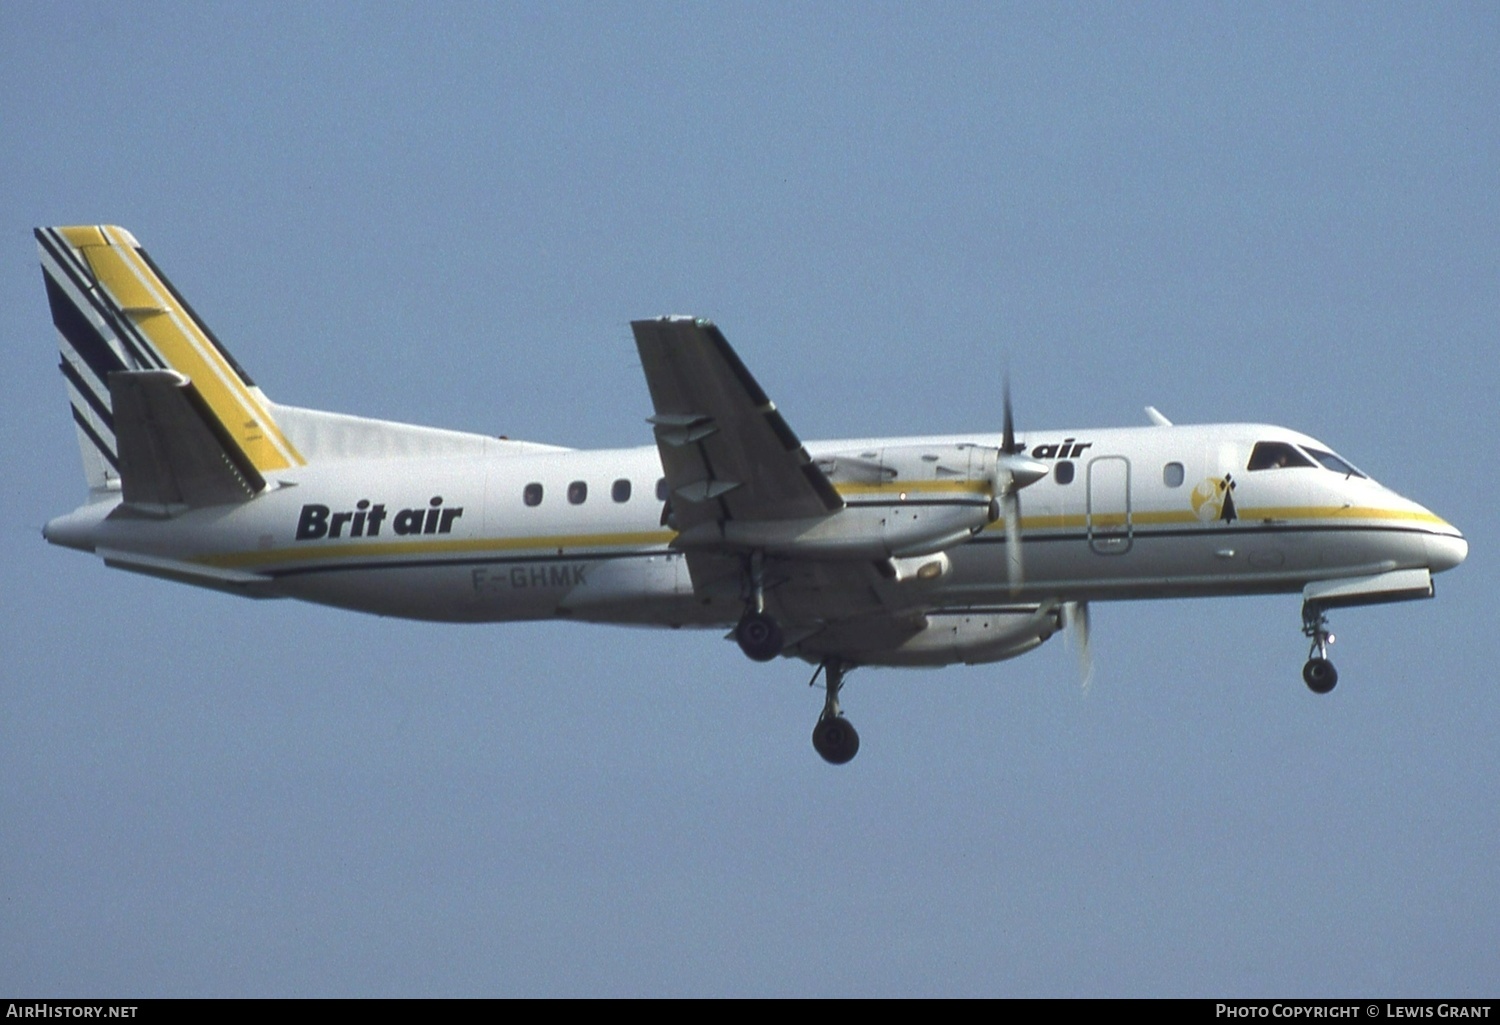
{"left": 1190, "top": 476, "right": 1238, "bottom": 523}
{"left": 295, "top": 497, "right": 463, "bottom": 540}
{"left": 1029, "top": 438, "right": 1093, "bottom": 459}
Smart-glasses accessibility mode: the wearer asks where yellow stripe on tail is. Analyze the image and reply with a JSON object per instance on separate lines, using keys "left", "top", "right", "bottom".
{"left": 53, "top": 225, "right": 304, "bottom": 472}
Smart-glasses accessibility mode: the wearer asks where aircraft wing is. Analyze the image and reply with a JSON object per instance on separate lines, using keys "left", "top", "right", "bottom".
{"left": 632, "top": 318, "right": 929, "bottom": 632}
{"left": 631, "top": 317, "right": 843, "bottom": 538}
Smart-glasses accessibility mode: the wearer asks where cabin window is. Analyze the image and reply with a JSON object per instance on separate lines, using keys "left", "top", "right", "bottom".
{"left": 612, "top": 478, "right": 632, "bottom": 503}
{"left": 568, "top": 481, "right": 588, "bottom": 505}
{"left": 1163, "top": 462, "right": 1184, "bottom": 487}
{"left": 1247, "top": 441, "right": 1315, "bottom": 471}
{"left": 656, "top": 477, "right": 669, "bottom": 501}
{"left": 1054, "top": 461, "right": 1075, "bottom": 485}
{"left": 523, "top": 483, "right": 543, "bottom": 507}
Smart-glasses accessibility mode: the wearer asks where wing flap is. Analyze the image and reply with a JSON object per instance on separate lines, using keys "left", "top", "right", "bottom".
{"left": 682, "top": 550, "right": 893, "bottom": 624}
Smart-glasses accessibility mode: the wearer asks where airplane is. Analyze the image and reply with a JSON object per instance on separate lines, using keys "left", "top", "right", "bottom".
{"left": 36, "top": 225, "right": 1468, "bottom": 764}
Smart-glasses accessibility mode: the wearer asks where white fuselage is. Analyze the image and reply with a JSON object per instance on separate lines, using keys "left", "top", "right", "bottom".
{"left": 45, "top": 421, "right": 1467, "bottom": 636}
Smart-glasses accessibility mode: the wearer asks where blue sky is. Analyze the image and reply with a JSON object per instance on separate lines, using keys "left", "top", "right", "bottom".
{"left": 2, "top": 2, "right": 1496, "bottom": 996}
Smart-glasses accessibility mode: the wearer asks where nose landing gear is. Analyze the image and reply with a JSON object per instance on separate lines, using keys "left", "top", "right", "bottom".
{"left": 810, "top": 658, "right": 860, "bottom": 765}
{"left": 1301, "top": 603, "right": 1338, "bottom": 694}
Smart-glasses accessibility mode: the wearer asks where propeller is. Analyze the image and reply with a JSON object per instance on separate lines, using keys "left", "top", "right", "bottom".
{"left": 992, "top": 377, "right": 1049, "bottom": 594}
{"left": 1003, "top": 491, "right": 1024, "bottom": 594}
{"left": 1062, "top": 600, "right": 1094, "bottom": 692}
{"left": 1002, "top": 376, "right": 1022, "bottom": 455}
{"left": 995, "top": 379, "right": 1085, "bottom": 675}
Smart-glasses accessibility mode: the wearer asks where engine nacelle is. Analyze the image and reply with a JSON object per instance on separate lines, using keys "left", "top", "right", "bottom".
{"left": 794, "top": 605, "right": 1064, "bottom": 668}
{"left": 816, "top": 443, "right": 999, "bottom": 493}
{"left": 674, "top": 443, "right": 1000, "bottom": 559}
{"left": 674, "top": 503, "right": 989, "bottom": 559}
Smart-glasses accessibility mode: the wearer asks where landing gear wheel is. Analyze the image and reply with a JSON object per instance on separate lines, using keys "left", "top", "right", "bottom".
{"left": 1300, "top": 603, "right": 1338, "bottom": 695}
{"left": 1303, "top": 657, "right": 1338, "bottom": 694}
{"left": 812, "top": 715, "right": 860, "bottom": 765}
{"left": 735, "top": 611, "right": 783, "bottom": 662}
{"left": 809, "top": 657, "right": 859, "bottom": 764}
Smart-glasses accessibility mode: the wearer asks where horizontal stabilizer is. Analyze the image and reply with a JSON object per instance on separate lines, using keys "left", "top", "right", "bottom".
{"left": 110, "top": 370, "right": 267, "bottom": 511}
{"left": 98, "top": 547, "right": 275, "bottom": 596}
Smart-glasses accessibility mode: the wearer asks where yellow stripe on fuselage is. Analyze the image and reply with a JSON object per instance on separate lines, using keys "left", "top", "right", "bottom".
{"left": 195, "top": 507, "right": 1449, "bottom": 574}
{"left": 62, "top": 226, "right": 305, "bottom": 471}
{"left": 835, "top": 480, "right": 991, "bottom": 497}
{"left": 983, "top": 505, "right": 1453, "bottom": 532}
{"left": 198, "top": 530, "right": 677, "bottom": 570}
{"left": 1240, "top": 506, "right": 1450, "bottom": 525}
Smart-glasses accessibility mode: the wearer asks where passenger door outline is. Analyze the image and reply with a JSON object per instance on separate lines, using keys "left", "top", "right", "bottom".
{"left": 1087, "top": 455, "right": 1132, "bottom": 555}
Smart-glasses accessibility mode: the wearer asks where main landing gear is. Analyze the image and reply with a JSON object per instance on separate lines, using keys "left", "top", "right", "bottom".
{"left": 736, "top": 611, "right": 783, "bottom": 662}
{"left": 1301, "top": 603, "right": 1338, "bottom": 694}
{"left": 810, "top": 658, "right": 859, "bottom": 765}
{"left": 735, "top": 551, "right": 784, "bottom": 662}
{"left": 732, "top": 552, "right": 859, "bottom": 765}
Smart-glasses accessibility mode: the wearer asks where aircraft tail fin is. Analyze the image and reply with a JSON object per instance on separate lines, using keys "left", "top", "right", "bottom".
{"left": 35, "top": 225, "right": 304, "bottom": 493}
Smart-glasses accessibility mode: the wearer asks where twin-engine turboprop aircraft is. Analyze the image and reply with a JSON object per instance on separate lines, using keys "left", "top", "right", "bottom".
{"left": 37, "top": 226, "right": 1467, "bottom": 764}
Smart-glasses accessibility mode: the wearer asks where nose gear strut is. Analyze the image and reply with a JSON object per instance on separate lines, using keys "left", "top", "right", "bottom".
{"left": 1301, "top": 602, "right": 1338, "bottom": 694}
{"left": 809, "top": 657, "right": 860, "bottom": 764}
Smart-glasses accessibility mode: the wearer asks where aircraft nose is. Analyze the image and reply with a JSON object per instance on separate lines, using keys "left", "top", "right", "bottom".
{"left": 1426, "top": 527, "right": 1468, "bottom": 574}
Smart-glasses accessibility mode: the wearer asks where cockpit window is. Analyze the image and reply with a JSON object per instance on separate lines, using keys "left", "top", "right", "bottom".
{"left": 1247, "top": 442, "right": 1315, "bottom": 471}
{"left": 1303, "top": 447, "right": 1366, "bottom": 478}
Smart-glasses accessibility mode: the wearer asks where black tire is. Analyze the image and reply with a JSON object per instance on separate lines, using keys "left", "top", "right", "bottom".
{"left": 812, "top": 716, "right": 860, "bottom": 765}
{"left": 735, "top": 612, "right": 784, "bottom": 662}
{"left": 1303, "top": 657, "right": 1338, "bottom": 694}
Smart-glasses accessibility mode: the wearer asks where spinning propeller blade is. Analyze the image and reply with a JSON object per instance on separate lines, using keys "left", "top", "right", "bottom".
{"left": 993, "top": 376, "right": 1048, "bottom": 594}
{"left": 1003, "top": 376, "right": 1019, "bottom": 455}
{"left": 1004, "top": 493, "right": 1023, "bottom": 594}
{"left": 1064, "top": 600, "right": 1094, "bottom": 691}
